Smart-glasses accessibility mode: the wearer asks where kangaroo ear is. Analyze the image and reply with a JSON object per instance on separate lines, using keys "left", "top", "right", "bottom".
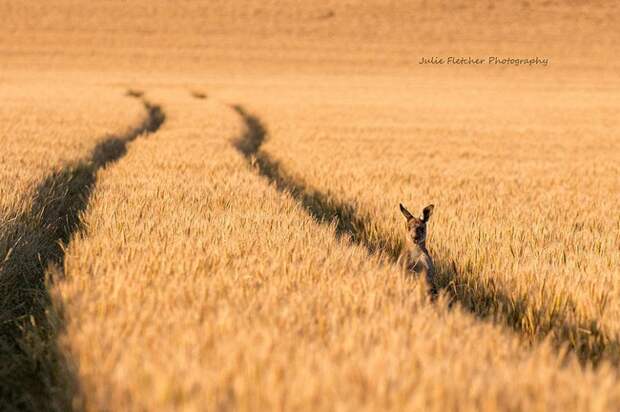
{"left": 399, "top": 203, "right": 414, "bottom": 221}
{"left": 422, "top": 204, "right": 434, "bottom": 222}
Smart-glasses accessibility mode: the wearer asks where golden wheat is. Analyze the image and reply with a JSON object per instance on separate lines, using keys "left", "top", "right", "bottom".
{"left": 0, "top": 83, "right": 147, "bottom": 409}
{"left": 47, "top": 91, "right": 620, "bottom": 411}
{"left": 1, "top": 0, "right": 619, "bottom": 410}
{"left": 225, "top": 73, "right": 620, "bottom": 363}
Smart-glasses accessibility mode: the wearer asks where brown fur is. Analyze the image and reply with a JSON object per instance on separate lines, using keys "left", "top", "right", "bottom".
{"left": 397, "top": 203, "right": 436, "bottom": 294}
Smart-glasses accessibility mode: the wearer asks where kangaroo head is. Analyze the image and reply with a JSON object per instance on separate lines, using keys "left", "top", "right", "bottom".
{"left": 399, "top": 203, "right": 434, "bottom": 245}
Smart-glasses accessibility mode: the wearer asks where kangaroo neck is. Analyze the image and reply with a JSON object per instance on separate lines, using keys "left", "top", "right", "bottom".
{"left": 408, "top": 239, "right": 428, "bottom": 255}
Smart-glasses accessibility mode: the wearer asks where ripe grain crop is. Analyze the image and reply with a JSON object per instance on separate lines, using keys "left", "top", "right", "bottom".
{"left": 1, "top": 0, "right": 619, "bottom": 410}
{"left": 225, "top": 73, "right": 620, "bottom": 365}
{"left": 46, "top": 90, "right": 620, "bottom": 411}
{"left": 0, "top": 85, "right": 156, "bottom": 410}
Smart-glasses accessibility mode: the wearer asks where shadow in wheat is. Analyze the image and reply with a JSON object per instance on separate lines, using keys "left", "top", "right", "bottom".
{"left": 0, "top": 98, "right": 164, "bottom": 411}
{"left": 232, "top": 105, "right": 400, "bottom": 260}
{"left": 230, "top": 104, "right": 619, "bottom": 367}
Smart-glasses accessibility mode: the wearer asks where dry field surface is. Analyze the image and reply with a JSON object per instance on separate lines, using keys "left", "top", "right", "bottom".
{"left": 0, "top": 1, "right": 619, "bottom": 411}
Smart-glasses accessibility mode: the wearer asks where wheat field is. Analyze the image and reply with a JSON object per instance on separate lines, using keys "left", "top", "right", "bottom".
{"left": 1, "top": 1, "right": 619, "bottom": 411}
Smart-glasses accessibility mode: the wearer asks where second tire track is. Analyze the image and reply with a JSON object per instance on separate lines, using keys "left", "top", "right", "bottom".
{"left": 228, "top": 103, "right": 615, "bottom": 367}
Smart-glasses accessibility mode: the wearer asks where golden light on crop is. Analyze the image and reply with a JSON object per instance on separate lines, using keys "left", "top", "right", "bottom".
{"left": 0, "top": 1, "right": 619, "bottom": 410}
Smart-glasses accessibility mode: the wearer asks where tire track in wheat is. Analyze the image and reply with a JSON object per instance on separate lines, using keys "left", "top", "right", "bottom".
{"left": 0, "top": 93, "right": 165, "bottom": 411}
{"left": 229, "top": 103, "right": 618, "bottom": 367}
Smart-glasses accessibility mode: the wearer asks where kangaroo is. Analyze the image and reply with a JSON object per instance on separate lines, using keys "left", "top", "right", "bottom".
{"left": 397, "top": 203, "right": 436, "bottom": 295}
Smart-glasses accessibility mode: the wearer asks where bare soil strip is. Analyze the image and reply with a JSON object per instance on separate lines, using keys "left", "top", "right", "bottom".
{"left": 0, "top": 97, "right": 164, "bottom": 411}
{"left": 231, "top": 104, "right": 618, "bottom": 367}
